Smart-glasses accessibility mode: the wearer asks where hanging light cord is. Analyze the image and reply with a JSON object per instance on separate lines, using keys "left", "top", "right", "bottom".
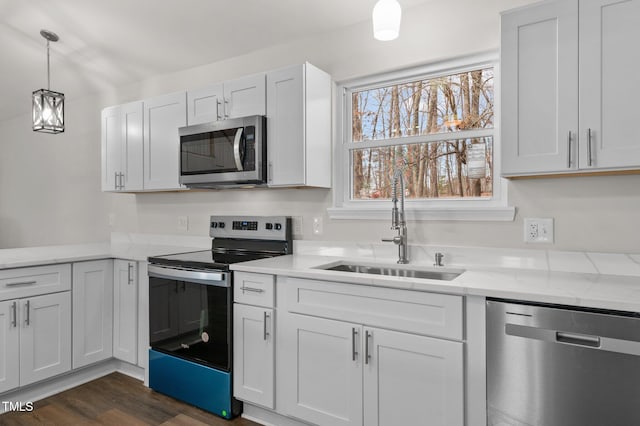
{"left": 46, "top": 38, "right": 51, "bottom": 90}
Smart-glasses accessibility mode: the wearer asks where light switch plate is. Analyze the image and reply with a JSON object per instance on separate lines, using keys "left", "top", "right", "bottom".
{"left": 524, "top": 217, "right": 554, "bottom": 243}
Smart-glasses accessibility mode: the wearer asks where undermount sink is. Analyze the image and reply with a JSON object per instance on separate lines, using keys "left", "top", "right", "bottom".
{"left": 319, "top": 262, "right": 463, "bottom": 281}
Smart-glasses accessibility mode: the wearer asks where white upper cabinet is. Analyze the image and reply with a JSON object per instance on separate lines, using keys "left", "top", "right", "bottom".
{"left": 501, "top": 0, "right": 640, "bottom": 177}
{"left": 266, "top": 63, "right": 331, "bottom": 187}
{"left": 579, "top": 0, "right": 640, "bottom": 169}
{"left": 224, "top": 73, "right": 266, "bottom": 119}
{"left": 187, "top": 73, "right": 266, "bottom": 125}
{"left": 101, "top": 102, "right": 144, "bottom": 191}
{"left": 187, "top": 83, "right": 224, "bottom": 125}
{"left": 143, "top": 92, "right": 187, "bottom": 190}
{"left": 501, "top": 0, "right": 578, "bottom": 175}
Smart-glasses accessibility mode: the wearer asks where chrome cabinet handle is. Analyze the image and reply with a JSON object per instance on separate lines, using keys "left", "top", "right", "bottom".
{"left": 233, "top": 128, "right": 244, "bottom": 172}
{"left": 6, "top": 280, "right": 36, "bottom": 287}
{"left": 263, "top": 311, "right": 270, "bottom": 341}
{"left": 120, "top": 172, "right": 125, "bottom": 190}
{"left": 114, "top": 172, "right": 118, "bottom": 190}
{"left": 25, "top": 300, "right": 30, "bottom": 326}
{"left": 240, "top": 286, "right": 264, "bottom": 293}
{"left": 224, "top": 99, "right": 229, "bottom": 119}
{"left": 556, "top": 331, "right": 600, "bottom": 347}
{"left": 365, "top": 330, "right": 372, "bottom": 365}
{"left": 216, "top": 100, "right": 222, "bottom": 120}
{"left": 567, "top": 131, "right": 572, "bottom": 168}
{"left": 352, "top": 328, "right": 359, "bottom": 361}
{"left": 11, "top": 301, "right": 17, "bottom": 328}
{"left": 587, "top": 128, "right": 593, "bottom": 167}
{"left": 268, "top": 161, "right": 273, "bottom": 183}
{"left": 128, "top": 263, "right": 135, "bottom": 284}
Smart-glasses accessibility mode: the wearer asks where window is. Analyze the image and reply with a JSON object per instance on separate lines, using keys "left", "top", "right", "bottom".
{"left": 330, "top": 53, "right": 514, "bottom": 221}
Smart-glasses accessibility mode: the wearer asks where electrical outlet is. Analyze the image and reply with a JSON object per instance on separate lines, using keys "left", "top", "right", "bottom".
{"left": 292, "top": 216, "right": 303, "bottom": 237}
{"left": 312, "top": 217, "right": 323, "bottom": 236}
{"left": 177, "top": 216, "right": 189, "bottom": 232}
{"left": 524, "top": 218, "right": 554, "bottom": 243}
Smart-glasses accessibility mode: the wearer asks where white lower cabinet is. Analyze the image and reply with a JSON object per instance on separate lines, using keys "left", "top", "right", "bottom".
{"left": 72, "top": 260, "right": 114, "bottom": 368}
{"left": 280, "top": 313, "right": 463, "bottom": 426}
{"left": 363, "top": 327, "right": 463, "bottom": 426}
{"left": 113, "top": 260, "right": 138, "bottom": 364}
{"left": 233, "top": 304, "right": 275, "bottom": 409}
{"left": 0, "top": 299, "right": 20, "bottom": 393}
{"left": 20, "top": 292, "right": 72, "bottom": 386}
{"left": 281, "top": 314, "right": 363, "bottom": 426}
{"left": 0, "top": 292, "right": 72, "bottom": 393}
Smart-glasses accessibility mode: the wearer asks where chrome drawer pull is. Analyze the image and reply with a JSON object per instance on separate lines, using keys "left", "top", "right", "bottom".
{"left": 6, "top": 280, "right": 37, "bottom": 287}
{"left": 240, "top": 286, "right": 264, "bottom": 293}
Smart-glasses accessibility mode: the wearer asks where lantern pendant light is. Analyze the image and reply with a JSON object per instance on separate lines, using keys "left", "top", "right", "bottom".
{"left": 372, "top": 0, "right": 402, "bottom": 41}
{"left": 33, "top": 29, "right": 65, "bottom": 134}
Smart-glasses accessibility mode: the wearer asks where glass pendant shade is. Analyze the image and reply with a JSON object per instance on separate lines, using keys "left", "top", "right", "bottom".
{"left": 32, "top": 89, "right": 65, "bottom": 133}
{"left": 33, "top": 29, "right": 64, "bottom": 134}
{"left": 373, "top": 0, "right": 402, "bottom": 41}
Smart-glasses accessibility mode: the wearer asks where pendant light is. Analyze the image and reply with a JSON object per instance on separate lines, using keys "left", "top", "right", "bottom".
{"left": 32, "top": 29, "right": 65, "bottom": 134}
{"left": 372, "top": 0, "right": 402, "bottom": 41}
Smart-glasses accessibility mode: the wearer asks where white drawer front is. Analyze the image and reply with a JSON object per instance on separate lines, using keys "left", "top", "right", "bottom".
{"left": 0, "top": 264, "right": 72, "bottom": 301}
{"left": 284, "top": 277, "right": 463, "bottom": 340}
{"left": 234, "top": 272, "right": 275, "bottom": 308}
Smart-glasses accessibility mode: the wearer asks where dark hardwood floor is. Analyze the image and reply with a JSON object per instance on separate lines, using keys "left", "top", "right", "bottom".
{"left": 0, "top": 373, "right": 261, "bottom": 425}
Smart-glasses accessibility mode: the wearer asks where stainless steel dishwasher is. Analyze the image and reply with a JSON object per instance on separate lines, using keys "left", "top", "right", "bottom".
{"left": 487, "top": 299, "right": 640, "bottom": 426}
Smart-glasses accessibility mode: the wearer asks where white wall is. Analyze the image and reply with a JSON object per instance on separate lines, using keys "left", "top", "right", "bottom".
{"left": 2, "top": 0, "right": 639, "bottom": 253}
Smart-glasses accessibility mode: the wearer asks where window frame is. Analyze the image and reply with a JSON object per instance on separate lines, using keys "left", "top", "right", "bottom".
{"left": 329, "top": 51, "right": 515, "bottom": 221}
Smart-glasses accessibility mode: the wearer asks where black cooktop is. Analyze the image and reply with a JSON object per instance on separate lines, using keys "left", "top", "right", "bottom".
{"left": 148, "top": 249, "right": 280, "bottom": 271}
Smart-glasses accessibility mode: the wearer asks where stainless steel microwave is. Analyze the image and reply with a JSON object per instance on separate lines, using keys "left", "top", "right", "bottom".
{"left": 179, "top": 115, "right": 266, "bottom": 188}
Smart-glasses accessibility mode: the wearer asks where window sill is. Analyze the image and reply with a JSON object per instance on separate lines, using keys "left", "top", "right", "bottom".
{"left": 327, "top": 205, "right": 516, "bottom": 222}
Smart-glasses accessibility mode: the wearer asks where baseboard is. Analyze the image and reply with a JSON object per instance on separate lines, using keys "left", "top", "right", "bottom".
{"left": 0, "top": 359, "right": 144, "bottom": 414}
{"left": 242, "top": 403, "right": 311, "bottom": 426}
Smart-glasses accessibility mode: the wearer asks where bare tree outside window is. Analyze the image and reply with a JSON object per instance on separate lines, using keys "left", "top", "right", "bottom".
{"left": 349, "top": 68, "right": 494, "bottom": 200}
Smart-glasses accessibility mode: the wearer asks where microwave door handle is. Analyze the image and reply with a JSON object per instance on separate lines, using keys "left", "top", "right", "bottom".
{"left": 233, "top": 127, "right": 244, "bottom": 171}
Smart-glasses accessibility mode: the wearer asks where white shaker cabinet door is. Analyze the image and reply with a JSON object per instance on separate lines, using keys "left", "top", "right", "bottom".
{"left": 101, "top": 105, "right": 122, "bottom": 191}
{"left": 187, "top": 84, "right": 224, "bottom": 125}
{"left": 223, "top": 73, "right": 266, "bottom": 119}
{"left": 501, "top": 0, "right": 579, "bottom": 176}
{"left": 72, "top": 260, "right": 114, "bottom": 369}
{"left": 143, "top": 92, "right": 187, "bottom": 190}
{"left": 113, "top": 260, "right": 138, "bottom": 364}
{"left": 121, "top": 101, "right": 144, "bottom": 191}
{"left": 0, "top": 299, "right": 20, "bottom": 393}
{"left": 363, "top": 327, "right": 464, "bottom": 426}
{"left": 579, "top": 0, "right": 640, "bottom": 170}
{"left": 233, "top": 304, "right": 275, "bottom": 409}
{"left": 20, "top": 292, "right": 71, "bottom": 387}
{"left": 281, "top": 314, "right": 363, "bottom": 426}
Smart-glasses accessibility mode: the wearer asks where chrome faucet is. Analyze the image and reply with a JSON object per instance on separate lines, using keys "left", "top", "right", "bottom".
{"left": 382, "top": 168, "right": 409, "bottom": 264}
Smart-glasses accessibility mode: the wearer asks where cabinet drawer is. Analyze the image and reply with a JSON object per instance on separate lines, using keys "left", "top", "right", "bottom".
{"left": 234, "top": 272, "right": 275, "bottom": 308}
{"left": 283, "top": 277, "right": 463, "bottom": 340}
{"left": 0, "top": 264, "right": 72, "bottom": 301}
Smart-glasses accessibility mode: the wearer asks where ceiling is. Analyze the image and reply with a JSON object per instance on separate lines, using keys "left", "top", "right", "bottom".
{"left": 0, "top": 0, "right": 432, "bottom": 123}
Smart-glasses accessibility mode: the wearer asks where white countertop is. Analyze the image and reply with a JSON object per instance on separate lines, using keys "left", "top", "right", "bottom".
{"left": 0, "top": 240, "right": 206, "bottom": 269}
{"left": 230, "top": 246, "right": 640, "bottom": 313}
{"left": 2, "top": 237, "right": 638, "bottom": 313}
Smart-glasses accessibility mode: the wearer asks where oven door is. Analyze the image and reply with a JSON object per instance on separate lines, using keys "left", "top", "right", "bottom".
{"left": 148, "top": 265, "right": 232, "bottom": 371}
{"left": 179, "top": 115, "right": 266, "bottom": 187}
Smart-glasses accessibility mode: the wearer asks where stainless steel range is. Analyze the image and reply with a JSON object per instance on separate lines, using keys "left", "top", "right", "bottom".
{"left": 147, "top": 215, "right": 291, "bottom": 419}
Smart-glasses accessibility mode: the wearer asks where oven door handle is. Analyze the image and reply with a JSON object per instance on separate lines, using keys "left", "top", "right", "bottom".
{"left": 233, "top": 127, "right": 244, "bottom": 172}
{"left": 148, "top": 265, "right": 228, "bottom": 287}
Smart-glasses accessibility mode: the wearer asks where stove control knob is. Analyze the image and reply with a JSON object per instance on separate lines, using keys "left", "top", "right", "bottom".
{"left": 265, "top": 223, "right": 273, "bottom": 230}
{"left": 218, "top": 222, "right": 225, "bottom": 229}
{"left": 274, "top": 223, "right": 282, "bottom": 230}
{"left": 211, "top": 222, "right": 218, "bottom": 229}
